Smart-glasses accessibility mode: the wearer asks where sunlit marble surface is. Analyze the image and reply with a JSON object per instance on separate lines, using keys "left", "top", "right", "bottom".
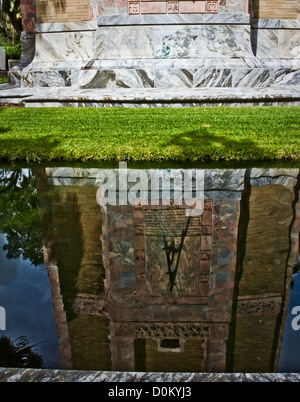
{"left": 97, "top": 14, "right": 250, "bottom": 26}
{"left": 0, "top": 368, "right": 300, "bottom": 382}
{"left": 1, "top": 85, "right": 299, "bottom": 107}
{"left": 16, "top": 15, "right": 299, "bottom": 92}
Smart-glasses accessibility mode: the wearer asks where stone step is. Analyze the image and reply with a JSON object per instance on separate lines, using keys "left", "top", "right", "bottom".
{"left": 1, "top": 85, "right": 300, "bottom": 107}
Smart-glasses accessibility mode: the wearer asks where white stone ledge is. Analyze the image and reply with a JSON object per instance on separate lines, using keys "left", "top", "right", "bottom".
{"left": 97, "top": 13, "right": 250, "bottom": 26}
{"left": 251, "top": 19, "right": 300, "bottom": 30}
{"left": 36, "top": 21, "right": 97, "bottom": 33}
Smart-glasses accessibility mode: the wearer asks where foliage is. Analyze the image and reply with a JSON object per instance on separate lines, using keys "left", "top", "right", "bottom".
{"left": 0, "top": 106, "right": 299, "bottom": 163}
{"left": 0, "top": 75, "right": 8, "bottom": 84}
{"left": 2, "top": 42, "right": 21, "bottom": 59}
{"left": 0, "top": 33, "right": 21, "bottom": 59}
{"left": 0, "top": 0, "right": 21, "bottom": 38}
{"left": 0, "top": 335, "right": 43, "bottom": 368}
{"left": 0, "top": 169, "right": 44, "bottom": 267}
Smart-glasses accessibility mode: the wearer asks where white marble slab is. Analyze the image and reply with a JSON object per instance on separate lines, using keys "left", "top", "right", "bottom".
{"left": 34, "top": 32, "right": 94, "bottom": 62}
{"left": 95, "top": 26, "right": 155, "bottom": 59}
{"left": 155, "top": 69, "right": 194, "bottom": 87}
{"left": 97, "top": 13, "right": 250, "bottom": 26}
{"left": 197, "top": 25, "right": 253, "bottom": 58}
{"left": 154, "top": 26, "right": 199, "bottom": 59}
{"left": 36, "top": 21, "right": 97, "bottom": 33}
{"left": 279, "top": 30, "right": 300, "bottom": 59}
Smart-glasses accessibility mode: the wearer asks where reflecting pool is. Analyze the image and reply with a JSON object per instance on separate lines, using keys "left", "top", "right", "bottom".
{"left": 0, "top": 166, "right": 300, "bottom": 373}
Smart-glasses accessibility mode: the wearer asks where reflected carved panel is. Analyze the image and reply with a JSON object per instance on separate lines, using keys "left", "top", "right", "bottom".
{"left": 114, "top": 322, "right": 228, "bottom": 340}
{"left": 133, "top": 201, "right": 213, "bottom": 305}
{"left": 237, "top": 297, "right": 282, "bottom": 316}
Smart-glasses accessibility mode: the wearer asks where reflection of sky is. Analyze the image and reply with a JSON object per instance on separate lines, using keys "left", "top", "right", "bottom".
{"left": 0, "top": 233, "right": 61, "bottom": 369}
{"left": 278, "top": 270, "right": 300, "bottom": 372}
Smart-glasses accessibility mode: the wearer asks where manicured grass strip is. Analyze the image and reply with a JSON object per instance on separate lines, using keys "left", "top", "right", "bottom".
{"left": 0, "top": 106, "right": 299, "bottom": 162}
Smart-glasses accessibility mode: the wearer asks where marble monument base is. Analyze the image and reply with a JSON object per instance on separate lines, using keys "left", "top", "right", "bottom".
{"left": 4, "top": 15, "right": 299, "bottom": 106}
{"left": 15, "top": 15, "right": 300, "bottom": 90}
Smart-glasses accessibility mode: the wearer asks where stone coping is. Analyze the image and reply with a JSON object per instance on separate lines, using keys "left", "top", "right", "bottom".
{"left": 36, "top": 21, "right": 97, "bottom": 33}
{"left": 34, "top": 17, "right": 300, "bottom": 32}
{"left": 97, "top": 13, "right": 250, "bottom": 26}
{"left": 1, "top": 86, "right": 299, "bottom": 107}
{"left": 0, "top": 368, "right": 300, "bottom": 382}
{"left": 251, "top": 19, "right": 300, "bottom": 29}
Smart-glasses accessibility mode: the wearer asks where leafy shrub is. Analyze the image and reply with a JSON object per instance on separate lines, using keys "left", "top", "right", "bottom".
{"left": 3, "top": 42, "right": 21, "bottom": 59}
{"left": 0, "top": 34, "right": 21, "bottom": 60}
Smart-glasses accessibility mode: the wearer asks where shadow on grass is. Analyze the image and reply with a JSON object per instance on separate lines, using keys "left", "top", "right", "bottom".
{"left": 0, "top": 127, "right": 11, "bottom": 134}
{"left": 0, "top": 135, "right": 61, "bottom": 161}
{"left": 162, "top": 130, "right": 265, "bottom": 160}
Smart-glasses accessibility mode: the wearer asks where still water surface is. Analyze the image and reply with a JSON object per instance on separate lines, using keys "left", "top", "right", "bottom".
{"left": 0, "top": 166, "right": 300, "bottom": 373}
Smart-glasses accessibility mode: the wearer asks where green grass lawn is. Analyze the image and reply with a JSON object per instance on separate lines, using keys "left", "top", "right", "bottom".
{"left": 0, "top": 76, "right": 8, "bottom": 84}
{"left": 0, "top": 106, "right": 299, "bottom": 164}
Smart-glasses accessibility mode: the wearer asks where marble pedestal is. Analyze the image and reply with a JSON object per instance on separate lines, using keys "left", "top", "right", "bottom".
{"left": 10, "top": 13, "right": 300, "bottom": 105}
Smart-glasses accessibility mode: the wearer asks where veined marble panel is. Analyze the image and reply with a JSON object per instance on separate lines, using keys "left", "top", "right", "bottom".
{"left": 116, "top": 69, "right": 155, "bottom": 88}
{"left": 280, "top": 20, "right": 300, "bottom": 29}
{"left": 97, "top": 14, "right": 250, "bottom": 26}
{"left": 251, "top": 19, "right": 280, "bottom": 29}
{"left": 252, "top": 19, "right": 300, "bottom": 30}
{"left": 273, "top": 68, "right": 299, "bottom": 85}
{"left": 33, "top": 71, "right": 72, "bottom": 87}
{"left": 36, "top": 21, "right": 97, "bottom": 33}
{"left": 34, "top": 32, "right": 94, "bottom": 62}
{"left": 197, "top": 25, "right": 253, "bottom": 58}
{"left": 218, "top": 0, "right": 245, "bottom": 14}
{"left": 232, "top": 68, "right": 272, "bottom": 88}
{"left": 155, "top": 69, "right": 194, "bottom": 87}
{"left": 25, "top": 61, "right": 87, "bottom": 71}
{"left": 194, "top": 69, "right": 233, "bottom": 87}
{"left": 92, "top": 58, "right": 204, "bottom": 69}
{"left": 251, "top": 29, "right": 279, "bottom": 58}
{"left": 154, "top": 26, "right": 199, "bottom": 59}
{"left": 21, "top": 73, "right": 33, "bottom": 88}
{"left": 201, "top": 57, "right": 260, "bottom": 68}
{"left": 253, "top": 29, "right": 300, "bottom": 59}
{"left": 94, "top": 26, "right": 154, "bottom": 59}
{"left": 279, "top": 30, "right": 300, "bottom": 59}
{"left": 79, "top": 70, "right": 116, "bottom": 89}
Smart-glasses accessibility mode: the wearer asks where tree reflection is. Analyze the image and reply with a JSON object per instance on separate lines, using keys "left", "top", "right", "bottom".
{"left": 0, "top": 169, "right": 44, "bottom": 267}
{"left": 0, "top": 335, "right": 43, "bottom": 368}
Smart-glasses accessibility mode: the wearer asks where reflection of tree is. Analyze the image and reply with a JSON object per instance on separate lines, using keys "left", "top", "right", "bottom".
{"left": 0, "top": 169, "right": 44, "bottom": 267}
{"left": 0, "top": 335, "right": 43, "bottom": 368}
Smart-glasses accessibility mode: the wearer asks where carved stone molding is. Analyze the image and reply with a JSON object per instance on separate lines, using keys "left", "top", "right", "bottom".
{"left": 114, "top": 322, "right": 211, "bottom": 338}
{"left": 128, "top": 0, "right": 219, "bottom": 15}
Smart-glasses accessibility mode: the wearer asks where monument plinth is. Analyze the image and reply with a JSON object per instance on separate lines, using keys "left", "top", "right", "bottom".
{"left": 9, "top": 0, "right": 299, "bottom": 105}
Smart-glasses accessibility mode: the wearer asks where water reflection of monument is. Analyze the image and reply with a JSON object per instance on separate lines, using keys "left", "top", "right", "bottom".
{"left": 36, "top": 167, "right": 300, "bottom": 373}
